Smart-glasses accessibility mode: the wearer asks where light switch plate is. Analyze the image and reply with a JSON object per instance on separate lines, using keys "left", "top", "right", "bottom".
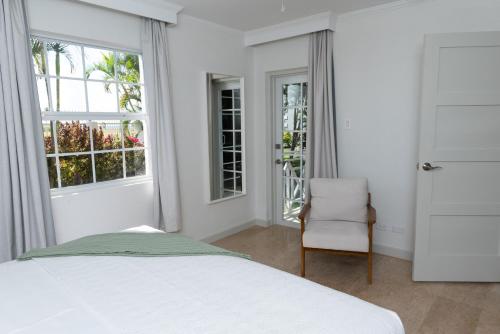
{"left": 344, "top": 119, "right": 351, "bottom": 129}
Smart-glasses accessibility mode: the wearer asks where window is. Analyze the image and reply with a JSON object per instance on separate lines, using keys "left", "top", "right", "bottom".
{"left": 31, "top": 37, "right": 148, "bottom": 189}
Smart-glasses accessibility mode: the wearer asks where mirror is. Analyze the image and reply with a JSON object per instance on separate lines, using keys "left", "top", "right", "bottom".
{"left": 205, "top": 73, "right": 245, "bottom": 202}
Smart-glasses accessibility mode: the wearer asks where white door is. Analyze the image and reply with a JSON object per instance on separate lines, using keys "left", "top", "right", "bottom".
{"left": 273, "top": 73, "right": 308, "bottom": 226}
{"left": 413, "top": 32, "right": 500, "bottom": 282}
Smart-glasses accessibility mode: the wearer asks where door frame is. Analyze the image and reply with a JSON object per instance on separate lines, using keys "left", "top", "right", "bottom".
{"left": 267, "top": 68, "right": 308, "bottom": 228}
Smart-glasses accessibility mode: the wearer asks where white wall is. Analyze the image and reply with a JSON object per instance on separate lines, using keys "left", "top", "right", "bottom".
{"left": 28, "top": 0, "right": 500, "bottom": 255}
{"left": 334, "top": 0, "right": 500, "bottom": 255}
{"left": 27, "top": 0, "right": 255, "bottom": 243}
{"left": 251, "top": 36, "right": 309, "bottom": 222}
{"left": 251, "top": 0, "right": 500, "bottom": 257}
{"left": 167, "top": 15, "right": 256, "bottom": 240}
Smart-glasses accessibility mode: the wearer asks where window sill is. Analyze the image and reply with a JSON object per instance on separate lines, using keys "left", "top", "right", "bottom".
{"left": 51, "top": 176, "right": 153, "bottom": 199}
{"left": 207, "top": 192, "right": 247, "bottom": 205}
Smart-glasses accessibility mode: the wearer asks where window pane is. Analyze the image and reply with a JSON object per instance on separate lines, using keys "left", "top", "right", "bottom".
{"left": 223, "top": 173, "right": 234, "bottom": 192}
{"left": 47, "top": 43, "right": 83, "bottom": 78}
{"left": 95, "top": 151, "right": 123, "bottom": 182}
{"left": 43, "top": 121, "right": 54, "bottom": 154}
{"left": 123, "top": 120, "right": 145, "bottom": 148}
{"left": 56, "top": 121, "right": 90, "bottom": 153}
{"left": 31, "top": 38, "right": 47, "bottom": 75}
{"left": 301, "top": 82, "right": 308, "bottom": 105}
{"left": 302, "top": 108, "right": 307, "bottom": 131}
{"left": 283, "top": 108, "right": 301, "bottom": 131}
{"left": 222, "top": 131, "right": 233, "bottom": 149}
{"left": 283, "top": 83, "right": 301, "bottom": 107}
{"left": 234, "top": 97, "right": 241, "bottom": 109}
{"left": 283, "top": 160, "right": 301, "bottom": 178}
{"left": 125, "top": 150, "right": 146, "bottom": 177}
{"left": 87, "top": 81, "right": 118, "bottom": 112}
{"left": 59, "top": 155, "right": 93, "bottom": 187}
{"left": 84, "top": 47, "right": 115, "bottom": 81}
{"left": 50, "top": 78, "right": 86, "bottom": 112}
{"left": 235, "top": 152, "right": 242, "bottom": 172}
{"left": 222, "top": 97, "right": 232, "bottom": 110}
{"left": 234, "top": 114, "right": 241, "bottom": 130}
{"left": 116, "top": 52, "right": 142, "bottom": 84}
{"left": 118, "top": 84, "right": 142, "bottom": 113}
{"left": 223, "top": 151, "right": 234, "bottom": 170}
{"left": 222, "top": 114, "right": 232, "bottom": 130}
{"left": 92, "top": 120, "right": 122, "bottom": 150}
{"left": 282, "top": 131, "right": 301, "bottom": 153}
{"left": 36, "top": 77, "right": 50, "bottom": 112}
{"left": 235, "top": 131, "right": 242, "bottom": 150}
{"left": 46, "top": 157, "right": 58, "bottom": 189}
{"left": 235, "top": 172, "right": 243, "bottom": 192}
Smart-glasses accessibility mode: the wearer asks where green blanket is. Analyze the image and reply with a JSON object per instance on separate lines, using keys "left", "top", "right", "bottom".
{"left": 17, "top": 232, "right": 250, "bottom": 261}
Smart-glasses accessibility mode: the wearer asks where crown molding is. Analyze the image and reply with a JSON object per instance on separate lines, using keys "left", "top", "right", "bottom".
{"left": 338, "top": 0, "right": 424, "bottom": 19}
{"left": 244, "top": 12, "right": 336, "bottom": 47}
{"left": 75, "top": 0, "right": 183, "bottom": 24}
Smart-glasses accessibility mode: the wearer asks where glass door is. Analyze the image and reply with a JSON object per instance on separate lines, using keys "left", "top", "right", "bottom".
{"left": 274, "top": 74, "right": 308, "bottom": 225}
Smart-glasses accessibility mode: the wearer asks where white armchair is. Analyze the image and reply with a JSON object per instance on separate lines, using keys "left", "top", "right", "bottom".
{"left": 299, "top": 178, "right": 376, "bottom": 284}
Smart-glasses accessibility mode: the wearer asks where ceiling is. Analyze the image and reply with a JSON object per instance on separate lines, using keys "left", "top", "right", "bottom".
{"left": 168, "top": 0, "right": 401, "bottom": 31}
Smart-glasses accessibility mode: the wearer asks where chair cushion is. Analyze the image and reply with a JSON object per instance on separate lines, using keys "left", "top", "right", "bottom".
{"left": 309, "top": 178, "right": 368, "bottom": 223}
{"left": 302, "top": 220, "right": 369, "bottom": 252}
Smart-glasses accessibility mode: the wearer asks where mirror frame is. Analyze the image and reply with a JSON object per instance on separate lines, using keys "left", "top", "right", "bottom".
{"left": 202, "top": 72, "right": 246, "bottom": 205}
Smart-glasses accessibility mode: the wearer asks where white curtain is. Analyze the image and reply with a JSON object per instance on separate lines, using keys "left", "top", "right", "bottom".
{"left": 142, "top": 18, "right": 182, "bottom": 232}
{"left": 305, "top": 29, "right": 338, "bottom": 186}
{"left": 0, "top": 0, "right": 56, "bottom": 262}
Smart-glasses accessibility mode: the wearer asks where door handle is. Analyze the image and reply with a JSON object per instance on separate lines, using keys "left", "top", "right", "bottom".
{"left": 422, "top": 162, "right": 442, "bottom": 171}
{"left": 275, "top": 159, "right": 283, "bottom": 165}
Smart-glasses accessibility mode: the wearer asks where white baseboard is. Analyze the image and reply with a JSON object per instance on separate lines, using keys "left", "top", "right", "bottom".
{"left": 254, "top": 219, "right": 271, "bottom": 227}
{"left": 202, "top": 220, "right": 414, "bottom": 262}
{"left": 201, "top": 220, "right": 261, "bottom": 243}
{"left": 373, "top": 244, "right": 413, "bottom": 261}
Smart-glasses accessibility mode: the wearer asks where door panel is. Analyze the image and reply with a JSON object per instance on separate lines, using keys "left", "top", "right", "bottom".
{"left": 429, "top": 216, "right": 500, "bottom": 256}
{"left": 414, "top": 32, "right": 500, "bottom": 281}
{"left": 435, "top": 106, "right": 500, "bottom": 149}
{"left": 438, "top": 46, "right": 500, "bottom": 93}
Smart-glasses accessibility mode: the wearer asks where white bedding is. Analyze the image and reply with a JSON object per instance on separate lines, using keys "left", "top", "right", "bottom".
{"left": 0, "top": 254, "right": 404, "bottom": 334}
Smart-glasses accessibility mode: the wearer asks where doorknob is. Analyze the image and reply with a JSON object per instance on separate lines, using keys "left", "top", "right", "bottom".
{"left": 275, "top": 159, "right": 283, "bottom": 165}
{"left": 422, "top": 162, "right": 442, "bottom": 171}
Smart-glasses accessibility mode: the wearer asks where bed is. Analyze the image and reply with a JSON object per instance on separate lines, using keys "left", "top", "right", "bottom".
{"left": 0, "top": 227, "right": 404, "bottom": 334}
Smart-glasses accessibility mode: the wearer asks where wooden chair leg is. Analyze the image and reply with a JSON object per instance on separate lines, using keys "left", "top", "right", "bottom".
{"left": 367, "top": 251, "right": 373, "bottom": 284}
{"left": 300, "top": 246, "right": 305, "bottom": 277}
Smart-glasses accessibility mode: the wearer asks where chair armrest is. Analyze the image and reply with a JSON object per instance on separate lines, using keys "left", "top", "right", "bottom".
{"left": 368, "top": 205, "right": 377, "bottom": 225}
{"left": 299, "top": 203, "right": 311, "bottom": 235}
{"left": 298, "top": 202, "right": 311, "bottom": 222}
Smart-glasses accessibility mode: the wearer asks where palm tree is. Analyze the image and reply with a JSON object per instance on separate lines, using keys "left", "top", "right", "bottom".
{"left": 86, "top": 52, "right": 142, "bottom": 113}
{"left": 31, "top": 39, "right": 47, "bottom": 75}
{"left": 48, "top": 42, "right": 74, "bottom": 111}
{"left": 86, "top": 52, "right": 143, "bottom": 144}
{"left": 31, "top": 39, "right": 74, "bottom": 111}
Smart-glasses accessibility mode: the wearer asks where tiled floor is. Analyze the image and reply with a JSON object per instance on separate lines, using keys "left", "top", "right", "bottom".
{"left": 213, "top": 225, "right": 500, "bottom": 334}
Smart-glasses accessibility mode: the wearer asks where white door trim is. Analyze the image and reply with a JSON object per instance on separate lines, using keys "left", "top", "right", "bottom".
{"left": 268, "top": 69, "right": 308, "bottom": 227}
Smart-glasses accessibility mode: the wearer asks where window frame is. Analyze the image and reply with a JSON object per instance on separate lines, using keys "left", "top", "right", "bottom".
{"left": 32, "top": 35, "right": 151, "bottom": 193}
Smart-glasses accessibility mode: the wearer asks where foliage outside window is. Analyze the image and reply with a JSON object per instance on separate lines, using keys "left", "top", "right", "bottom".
{"left": 32, "top": 37, "right": 148, "bottom": 189}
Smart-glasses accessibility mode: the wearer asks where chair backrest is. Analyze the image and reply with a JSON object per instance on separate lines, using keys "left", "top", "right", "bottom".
{"left": 309, "top": 178, "right": 368, "bottom": 223}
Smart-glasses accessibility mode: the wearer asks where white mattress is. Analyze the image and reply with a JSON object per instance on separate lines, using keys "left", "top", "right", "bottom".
{"left": 0, "top": 255, "right": 404, "bottom": 334}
